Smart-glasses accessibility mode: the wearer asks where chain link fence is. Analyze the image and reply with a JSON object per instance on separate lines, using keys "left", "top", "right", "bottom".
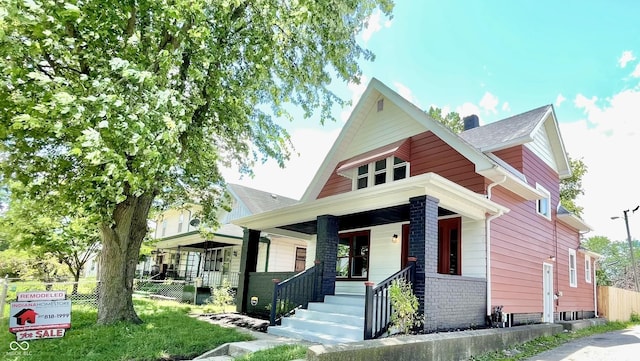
{"left": 1, "top": 276, "right": 230, "bottom": 318}
{"left": 1, "top": 277, "right": 100, "bottom": 317}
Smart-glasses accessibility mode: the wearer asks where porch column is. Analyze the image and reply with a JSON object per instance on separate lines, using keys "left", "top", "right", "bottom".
{"left": 409, "top": 195, "right": 439, "bottom": 322}
{"left": 315, "top": 214, "right": 339, "bottom": 299}
{"left": 236, "top": 228, "right": 261, "bottom": 313}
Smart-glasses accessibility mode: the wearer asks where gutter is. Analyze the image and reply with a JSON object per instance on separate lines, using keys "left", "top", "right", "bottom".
{"left": 486, "top": 175, "right": 507, "bottom": 316}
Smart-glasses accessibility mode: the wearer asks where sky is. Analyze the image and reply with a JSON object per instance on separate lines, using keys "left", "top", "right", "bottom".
{"left": 223, "top": 1, "right": 640, "bottom": 243}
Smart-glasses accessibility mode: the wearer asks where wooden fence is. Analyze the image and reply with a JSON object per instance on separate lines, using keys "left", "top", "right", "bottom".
{"left": 597, "top": 286, "right": 640, "bottom": 321}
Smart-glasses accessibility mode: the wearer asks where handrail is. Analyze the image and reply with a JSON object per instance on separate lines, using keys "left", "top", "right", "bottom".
{"left": 364, "top": 259, "right": 416, "bottom": 339}
{"left": 269, "top": 262, "right": 322, "bottom": 326}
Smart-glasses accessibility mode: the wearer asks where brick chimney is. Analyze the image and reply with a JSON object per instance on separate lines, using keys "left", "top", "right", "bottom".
{"left": 463, "top": 115, "right": 479, "bottom": 131}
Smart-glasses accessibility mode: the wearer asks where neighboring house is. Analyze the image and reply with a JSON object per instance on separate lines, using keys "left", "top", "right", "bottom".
{"left": 151, "top": 184, "right": 303, "bottom": 289}
{"left": 232, "top": 78, "right": 596, "bottom": 344}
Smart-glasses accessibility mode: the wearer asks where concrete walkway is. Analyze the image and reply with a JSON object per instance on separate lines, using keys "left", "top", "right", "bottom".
{"left": 192, "top": 322, "right": 313, "bottom": 360}
{"left": 524, "top": 325, "right": 640, "bottom": 361}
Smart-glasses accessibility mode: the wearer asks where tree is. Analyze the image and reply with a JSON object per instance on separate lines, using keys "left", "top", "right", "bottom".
{"left": 559, "top": 157, "right": 587, "bottom": 217}
{"left": 427, "top": 106, "right": 464, "bottom": 133}
{"left": 583, "top": 235, "right": 640, "bottom": 290}
{"left": 428, "top": 107, "right": 587, "bottom": 216}
{"left": 0, "top": 0, "right": 393, "bottom": 324}
{"left": 0, "top": 199, "right": 100, "bottom": 294}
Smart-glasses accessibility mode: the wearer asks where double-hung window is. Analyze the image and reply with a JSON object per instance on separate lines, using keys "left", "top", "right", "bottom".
{"left": 585, "top": 255, "right": 592, "bottom": 284}
{"left": 569, "top": 249, "right": 577, "bottom": 287}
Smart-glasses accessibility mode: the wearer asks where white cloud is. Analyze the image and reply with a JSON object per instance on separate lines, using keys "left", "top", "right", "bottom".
{"left": 222, "top": 128, "right": 340, "bottom": 200}
{"left": 361, "top": 9, "right": 392, "bottom": 43}
{"left": 631, "top": 63, "right": 640, "bottom": 78}
{"left": 340, "top": 75, "right": 369, "bottom": 122}
{"left": 393, "top": 81, "right": 420, "bottom": 106}
{"left": 556, "top": 93, "right": 566, "bottom": 107}
{"left": 456, "top": 102, "right": 481, "bottom": 120}
{"left": 479, "top": 92, "right": 499, "bottom": 114}
{"left": 562, "top": 88, "right": 640, "bottom": 242}
{"left": 618, "top": 50, "right": 636, "bottom": 68}
{"left": 501, "top": 102, "right": 510, "bottom": 112}
{"left": 574, "top": 94, "right": 600, "bottom": 115}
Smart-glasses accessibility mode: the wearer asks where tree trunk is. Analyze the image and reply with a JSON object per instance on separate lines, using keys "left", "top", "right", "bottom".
{"left": 97, "top": 191, "right": 155, "bottom": 324}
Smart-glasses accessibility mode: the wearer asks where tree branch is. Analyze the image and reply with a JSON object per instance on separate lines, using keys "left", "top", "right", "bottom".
{"left": 125, "top": 2, "right": 137, "bottom": 37}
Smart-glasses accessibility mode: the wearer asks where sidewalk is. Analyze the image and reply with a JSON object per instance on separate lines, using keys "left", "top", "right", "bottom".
{"left": 524, "top": 325, "right": 640, "bottom": 361}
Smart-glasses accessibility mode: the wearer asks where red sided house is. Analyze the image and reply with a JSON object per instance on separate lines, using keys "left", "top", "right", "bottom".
{"left": 232, "top": 78, "right": 596, "bottom": 344}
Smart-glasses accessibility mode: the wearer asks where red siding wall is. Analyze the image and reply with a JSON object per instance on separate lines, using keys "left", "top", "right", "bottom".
{"left": 410, "top": 131, "right": 485, "bottom": 193}
{"left": 490, "top": 145, "right": 594, "bottom": 314}
{"left": 317, "top": 130, "right": 485, "bottom": 199}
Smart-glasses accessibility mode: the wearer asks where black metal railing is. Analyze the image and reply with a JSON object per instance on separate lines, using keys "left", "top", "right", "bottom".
{"left": 269, "top": 262, "right": 322, "bottom": 326}
{"left": 364, "top": 259, "right": 416, "bottom": 339}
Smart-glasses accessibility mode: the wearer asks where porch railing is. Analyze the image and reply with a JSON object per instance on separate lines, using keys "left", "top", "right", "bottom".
{"left": 269, "top": 262, "right": 322, "bottom": 326}
{"left": 364, "top": 259, "right": 416, "bottom": 339}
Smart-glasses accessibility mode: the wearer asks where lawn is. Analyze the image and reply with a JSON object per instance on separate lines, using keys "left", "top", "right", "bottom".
{"left": 1, "top": 299, "right": 253, "bottom": 361}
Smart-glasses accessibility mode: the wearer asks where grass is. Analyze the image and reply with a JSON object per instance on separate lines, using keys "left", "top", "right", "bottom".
{"left": 237, "top": 345, "right": 308, "bottom": 361}
{"left": 469, "top": 320, "right": 637, "bottom": 360}
{"left": 1, "top": 298, "right": 252, "bottom": 361}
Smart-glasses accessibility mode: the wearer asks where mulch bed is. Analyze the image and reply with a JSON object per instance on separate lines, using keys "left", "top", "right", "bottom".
{"left": 198, "top": 312, "right": 270, "bottom": 333}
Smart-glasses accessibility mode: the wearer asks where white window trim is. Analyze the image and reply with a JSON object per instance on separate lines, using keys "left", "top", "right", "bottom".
{"left": 536, "top": 183, "right": 551, "bottom": 220}
{"left": 585, "top": 255, "right": 592, "bottom": 284}
{"left": 161, "top": 219, "right": 168, "bottom": 237}
{"left": 569, "top": 249, "right": 577, "bottom": 288}
{"left": 351, "top": 156, "right": 410, "bottom": 190}
{"left": 177, "top": 213, "right": 184, "bottom": 233}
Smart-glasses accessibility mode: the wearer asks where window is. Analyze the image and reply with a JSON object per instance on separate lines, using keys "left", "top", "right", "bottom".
{"left": 374, "top": 159, "right": 387, "bottom": 185}
{"left": 585, "top": 255, "right": 592, "bottom": 284}
{"left": 352, "top": 156, "right": 409, "bottom": 190}
{"left": 336, "top": 231, "right": 370, "bottom": 280}
{"left": 161, "top": 219, "right": 168, "bottom": 237}
{"left": 294, "top": 247, "right": 306, "bottom": 272}
{"left": 569, "top": 249, "right": 577, "bottom": 287}
{"left": 536, "top": 184, "right": 551, "bottom": 219}
{"left": 357, "top": 164, "right": 368, "bottom": 189}
{"left": 393, "top": 157, "right": 407, "bottom": 181}
{"left": 177, "top": 213, "right": 184, "bottom": 233}
{"left": 204, "top": 248, "right": 231, "bottom": 272}
{"left": 438, "top": 218, "right": 462, "bottom": 275}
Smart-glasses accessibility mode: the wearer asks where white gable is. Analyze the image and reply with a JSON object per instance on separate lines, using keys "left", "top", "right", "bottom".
{"left": 526, "top": 120, "right": 558, "bottom": 172}
{"left": 342, "top": 95, "right": 428, "bottom": 160}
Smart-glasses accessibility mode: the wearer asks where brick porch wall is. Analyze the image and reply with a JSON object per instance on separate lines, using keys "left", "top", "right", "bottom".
{"left": 424, "top": 274, "right": 487, "bottom": 332}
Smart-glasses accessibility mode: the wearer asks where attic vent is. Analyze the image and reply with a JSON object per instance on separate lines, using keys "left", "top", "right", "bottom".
{"left": 377, "top": 99, "right": 384, "bottom": 112}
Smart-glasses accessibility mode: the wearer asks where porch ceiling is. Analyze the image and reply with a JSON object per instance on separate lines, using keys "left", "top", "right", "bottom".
{"left": 233, "top": 173, "right": 510, "bottom": 235}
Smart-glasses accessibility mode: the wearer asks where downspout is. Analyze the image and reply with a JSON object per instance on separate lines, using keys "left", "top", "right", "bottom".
{"left": 260, "top": 237, "right": 271, "bottom": 272}
{"left": 486, "top": 175, "right": 507, "bottom": 316}
{"left": 593, "top": 257, "right": 598, "bottom": 317}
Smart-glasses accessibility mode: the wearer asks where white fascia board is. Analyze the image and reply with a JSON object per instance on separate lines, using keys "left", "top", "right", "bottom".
{"left": 558, "top": 213, "right": 593, "bottom": 233}
{"left": 479, "top": 166, "right": 547, "bottom": 201}
{"left": 578, "top": 247, "right": 603, "bottom": 259}
{"left": 233, "top": 173, "right": 509, "bottom": 232}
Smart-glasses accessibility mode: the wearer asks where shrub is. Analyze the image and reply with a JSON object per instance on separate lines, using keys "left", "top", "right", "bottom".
{"left": 389, "top": 278, "right": 421, "bottom": 334}
{"left": 211, "top": 280, "right": 235, "bottom": 311}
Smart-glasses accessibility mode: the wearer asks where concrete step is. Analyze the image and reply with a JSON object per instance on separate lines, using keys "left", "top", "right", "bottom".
{"left": 193, "top": 356, "right": 234, "bottom": 361}
{"left": 281, "top": 317, "right": 363, "bottom": 340}
{"left": 307, "top": 301, "right": 364, "bottom": 316}
{"left": 294, "top": 309, "right": 363, "bottom": 327}
{"left": 267, "top": 325, "right": 361, "bottom": 345}
{"left": 323, "top": 294, "right": 365, "bottom": 306}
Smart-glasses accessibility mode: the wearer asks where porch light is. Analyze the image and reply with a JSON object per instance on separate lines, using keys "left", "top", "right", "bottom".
{"left": 548, "top": 256, "right": 556, "bottom": 262}
{"left": 392, "top": 234, "right": 399, "bottom": 243}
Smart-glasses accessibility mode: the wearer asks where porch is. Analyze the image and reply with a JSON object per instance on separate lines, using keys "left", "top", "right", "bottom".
{"left": 233, "top": 173, "right": 509, "bottom": 341}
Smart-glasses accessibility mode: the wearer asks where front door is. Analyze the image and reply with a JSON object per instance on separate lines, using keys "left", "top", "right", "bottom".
{"left": 543, "top": 263, "right": 554, "bottom": 323}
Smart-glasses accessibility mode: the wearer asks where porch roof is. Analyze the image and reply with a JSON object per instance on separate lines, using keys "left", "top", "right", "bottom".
{"left": 155, "top": 223, "right": 243, "bottom": 250}
{"left": 232, "top": 173, "right": 510, "bottom": 237}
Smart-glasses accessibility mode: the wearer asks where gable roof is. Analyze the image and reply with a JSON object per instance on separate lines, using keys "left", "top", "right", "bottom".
{"left": 302, "top": 78, "right": 545, "bottom": 202}
{"left": 459, "top": 105, "right": 551, "bottom": 150}
{"left": 459, "top": 104, "right": 572, "bottom": 178}
{"left": 227, "top": 183, "right": 298, "bottom": 214}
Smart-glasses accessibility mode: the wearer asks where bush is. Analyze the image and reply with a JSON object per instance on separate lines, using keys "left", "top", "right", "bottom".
{"left": 211, "top": 280, "right": 235, "bottom": 311}
{"left": 631, "top": 312, "right": 640, "bottom": 323}
{"left": 389, "top": 278, "right": 421, "bottom": 334}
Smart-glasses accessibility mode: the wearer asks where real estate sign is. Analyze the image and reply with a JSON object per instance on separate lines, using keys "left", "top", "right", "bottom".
{"left": 9, "top": 291, "right": 72, "bottom": 341}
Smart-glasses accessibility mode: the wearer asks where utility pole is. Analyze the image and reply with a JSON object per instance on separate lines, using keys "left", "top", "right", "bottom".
{"left": 618, "top": 207, "right": 640, "bottom": 292}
